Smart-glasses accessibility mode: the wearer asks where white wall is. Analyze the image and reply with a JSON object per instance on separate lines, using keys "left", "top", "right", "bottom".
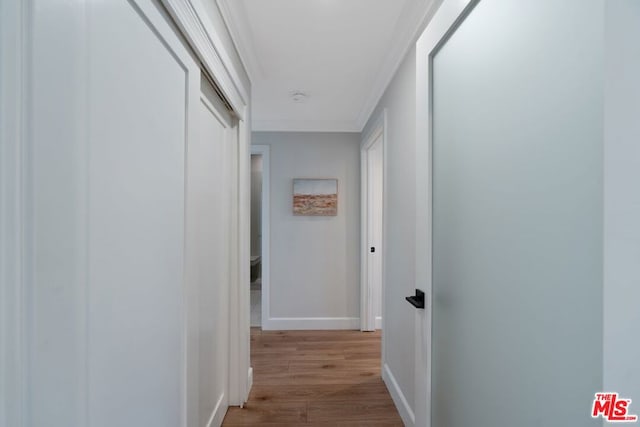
{"left": 603, "top": 0, "right": 640, "bottom": 405}
{"left": 250, "top": 155, "right": 263, "bottom": 257}
{"left": 361, "top": 47, "right": 418, "bottom": 417}
{"left": 252, "top": 132, "right": 360, "bottom": 329}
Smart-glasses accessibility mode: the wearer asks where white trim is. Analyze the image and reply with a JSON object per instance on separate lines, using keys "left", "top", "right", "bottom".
{"left": 161, "top": 0, "right": 249, "bottom": 119}
{"left": 414, "top": 1, "right": 478, "bottom": 426}
{"left": 360, "top": 144, "right": 371, "bottom": 331}
{"left": 383, "top": 363, "right": 415, "bottom": 427}
{"left": 354, "top": 0, "right": 443, "bottom": 131}
{"left": 375, "top": 316, "right": 382, "bottom": 331}
{"left": 235, "top": 108, "right": 252, "bottom": 406}
{"left": 226, "top": 115, "right": 241, "bottom": 408}
{"left": 360, "top": 110, "right": 387, "bottom": 342}
{"left": 0, "top": 0, "right": 27, "bottom": 425}
{"left": 263, "top": 317, "right": 360, "bottom": 331}
{"left": 215, "top": 0, "right": 262, "bottom": 83}
{"left": 246, "top": 366, "right": 253, "bottom": 407}
{"left": 251, "top": 145, "right": 270, "bottom": 331}
{"left": 252, "top": 119, "right": 361, "bottom": 133}
{"left": 215, "top": 0, "right": 443, "bottom": 133}
{"left": 205, "top": 393, "right": 227, "bottom": 427}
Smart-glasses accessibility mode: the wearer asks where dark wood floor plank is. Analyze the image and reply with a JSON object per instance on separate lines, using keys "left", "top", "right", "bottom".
{"left": 288, "top": 359, "right": 380, "bottom": 372}
{"left": 308, "top": 399, "right": 402, "bottom": 422}
{"left": 223, "top": 422, "right": 403, "bottom": 427}
{"left": 222, "top": 329, "right": 403, "bottom": 426}
{"left": 248, "top": 381, "right": 392, "bottom": 403}
{"left": 223, "top": 402, "right": 307, "bottom": 424}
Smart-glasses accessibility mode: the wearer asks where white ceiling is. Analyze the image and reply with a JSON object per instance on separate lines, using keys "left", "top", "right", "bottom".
{"left": 217, "top": 0, "right": 437, "bottom": 132}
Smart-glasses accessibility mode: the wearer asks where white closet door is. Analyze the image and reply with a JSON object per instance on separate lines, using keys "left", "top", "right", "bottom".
{"left": 27, "top": 0, "right": 201, "bottom": 425}
{"left": 187, "top": 75, "right": 236, "bottom": 427}
{"left": 86, "top": 1, "right": 199, "bottom": 426}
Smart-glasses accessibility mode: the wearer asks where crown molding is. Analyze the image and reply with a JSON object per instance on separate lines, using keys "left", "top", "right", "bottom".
{"left": 216, "top": 0, "right": 262, "bottom": 84}
{"left": 355, "top": 0, "right": 442, "bottom": 131}
{"left": 252, "top": 119, "right": 360, "bottom": 133}
{"left": 162, "top": 0, "right": 249, "bottom": 118}
{"left": 215, "top": 0, "right": 442, "bottom": 133}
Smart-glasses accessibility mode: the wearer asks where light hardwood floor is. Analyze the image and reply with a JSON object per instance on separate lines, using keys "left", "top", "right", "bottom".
{"left": 222, "top": 328, "right": 403, "bottom": 426}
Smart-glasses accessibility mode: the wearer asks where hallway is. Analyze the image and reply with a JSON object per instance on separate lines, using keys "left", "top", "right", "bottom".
{"left": 222, "top": 330, "right": 402, "bottom": 426}
{"left": 3, "top": 0, "right": 640, "bottom": 426}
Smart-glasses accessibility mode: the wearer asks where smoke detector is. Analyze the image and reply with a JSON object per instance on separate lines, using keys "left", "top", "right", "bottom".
{"left": 290, "top": 90, "right": 309, "bottom": 103}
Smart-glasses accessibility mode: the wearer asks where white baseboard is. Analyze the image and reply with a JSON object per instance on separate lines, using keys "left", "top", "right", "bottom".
{"left": 263, "top": 317, "right": 360, "bottom": 330}
{"left": 375, "top": 316, "right": 382, "bottom": 330}
{"left": 206, "top": 393, "right": 227, "bottom": 427}
{"left": 382, "top": 363, "right": 415, "bottom": 427}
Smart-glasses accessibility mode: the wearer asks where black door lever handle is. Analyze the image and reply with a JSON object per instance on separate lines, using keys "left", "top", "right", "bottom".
{"left": 405, "top": 289, "right": 425, "bottom": 309}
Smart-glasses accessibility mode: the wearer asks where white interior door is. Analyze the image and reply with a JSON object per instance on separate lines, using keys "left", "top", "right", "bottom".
{"left": 187, "top": 75, "right": 237, "bottom": 427}
{"left": 86, "top": 2, "right": 199, "bottom": 425}
{"left": 416, "top": 0, "right": 604, "bottom": 426}
{"left": 367, "top": 136, "right": 384, "bottom": 330}
{"left": 361, "top": 128, "right": 385, "bottom": 332}
{"left": 24, "top": 0, "right": 201, "bottom": 425}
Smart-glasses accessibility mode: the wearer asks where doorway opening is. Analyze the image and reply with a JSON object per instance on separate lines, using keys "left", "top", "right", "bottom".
{"left": 250, "top": 145, "right": 270, "bottom": 329}
{"left": 250, "top": 154, "right": 262, "bottom": 327}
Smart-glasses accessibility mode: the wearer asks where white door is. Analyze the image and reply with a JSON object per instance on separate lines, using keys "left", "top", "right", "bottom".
{"left": 186, "top": 75, "right": 237, "bottom": 427}
{"left": 86, "top": 1, "right": 199, "bottom": 425}
{"left": 416, "top": 0, "right": 604, "bottom": 426}
{"left": 361, "top": 127, "right": 384, "bottom": 332}
{"left": 23, "top": 0, "right": 201, "bottom": 425}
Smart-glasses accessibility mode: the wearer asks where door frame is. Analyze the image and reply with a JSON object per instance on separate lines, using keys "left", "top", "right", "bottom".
{"left": 414, "top": 0, "right": 480, "bottom": 425}
{"left": 360, "top": 110, "right": 387, "bottom": 334}
{"left": 250, "top": 145, "right": 271, "bottom": 330}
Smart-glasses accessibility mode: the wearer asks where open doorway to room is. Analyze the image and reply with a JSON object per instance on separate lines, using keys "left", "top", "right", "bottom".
{"left": 250, "top": 154, "right": 262, "bottom": 327}
{"left": 250, "top": 145, "right": 270, "bottom": 328}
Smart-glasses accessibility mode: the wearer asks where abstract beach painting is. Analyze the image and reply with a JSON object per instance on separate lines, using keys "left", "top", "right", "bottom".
{"left": 293, "top": 179, "right": 338, "bottom": 216}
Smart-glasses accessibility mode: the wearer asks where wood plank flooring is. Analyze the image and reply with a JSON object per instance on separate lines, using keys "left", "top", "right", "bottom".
{"left": 222, "top": 329, "right": 403, "bottom": 426}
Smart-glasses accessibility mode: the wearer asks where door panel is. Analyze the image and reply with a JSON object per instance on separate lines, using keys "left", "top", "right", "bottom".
{"left": 87, "top": 1, "right": 192, "bottom": 425}
{"left": 23, "top": 0, "right": 243, "bottom": 425}
{"left": 192, "top": 76, "right": 235, "bottom": 426}
{"left": 27, "top": 0, "right": 201, "bottom": 425}
{"left": 367, "top": 137, "right": 384, "bottom": 327}
{"left": 430, "top": 1, "right": 603, "bottom": 426}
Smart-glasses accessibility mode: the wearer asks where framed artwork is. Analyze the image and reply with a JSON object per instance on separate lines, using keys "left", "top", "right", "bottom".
{"left": 292, "top": 179, "right": 338, "bottom": 216}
